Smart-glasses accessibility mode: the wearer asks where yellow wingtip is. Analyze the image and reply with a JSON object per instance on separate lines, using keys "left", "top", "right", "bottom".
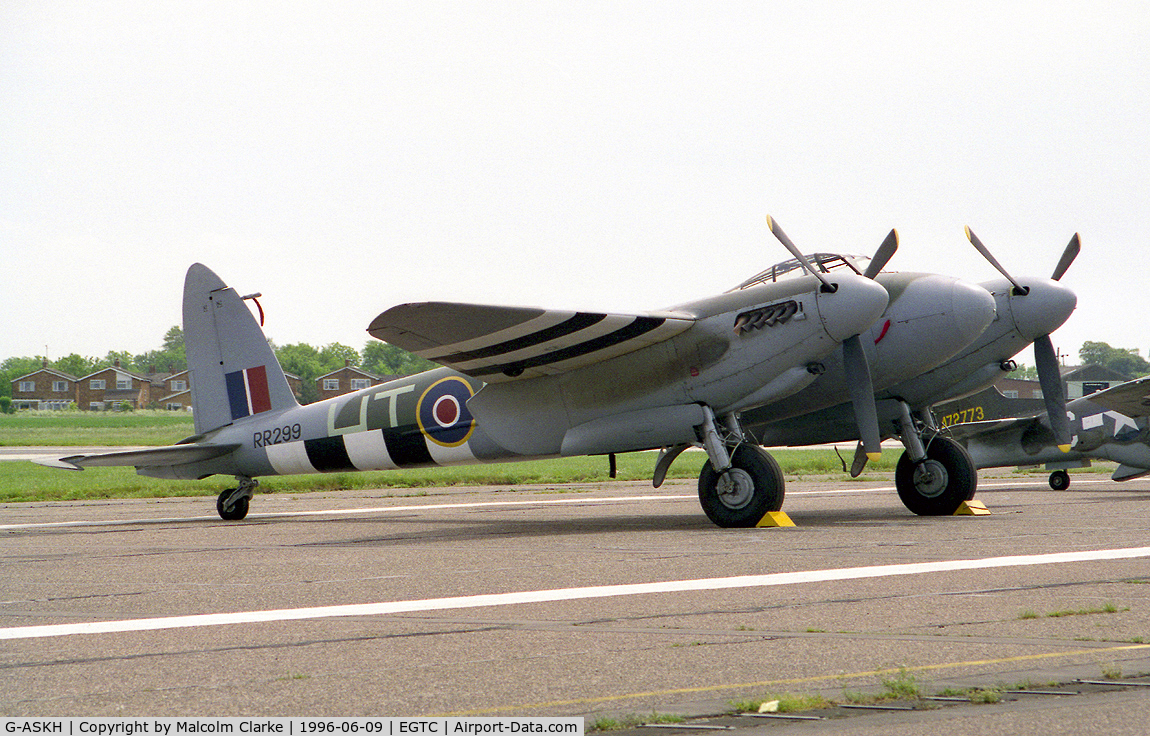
{"left": 1057, "top": 444, "right": 1072, "bottom": 453}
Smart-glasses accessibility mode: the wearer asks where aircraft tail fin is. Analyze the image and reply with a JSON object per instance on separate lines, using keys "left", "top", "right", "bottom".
{"left": 183, "top": 264, "right": 299, "bottom": 435}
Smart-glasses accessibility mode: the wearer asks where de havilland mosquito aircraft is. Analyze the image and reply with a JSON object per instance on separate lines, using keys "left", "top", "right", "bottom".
{"left": 943, "top": 377, "right": 1150, "bottom": 490}
{"left": 41, "top": 218, "right": 910, "bottom": 527}
{"left": 737, "top": 226, "right": 1079, "bottom": 515}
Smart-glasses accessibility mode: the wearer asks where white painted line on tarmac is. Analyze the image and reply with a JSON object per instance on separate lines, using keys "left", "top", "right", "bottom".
{"left": 3, "top": 545, "right": 1148, "bottom": 641}
{"left": 0, "top": 479, "right": 1114, "bottom": 531}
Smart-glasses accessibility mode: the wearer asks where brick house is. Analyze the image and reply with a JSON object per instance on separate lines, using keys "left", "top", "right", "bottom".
{"left": 153, "top": 369, "right": 192, "bottom": 411}
{"left": 284, "top": 372, "right": 304, "bottom": 403}
{"left": 995, "top": 377, "right": 1043, "bottom": 400}
{"left": 315, "top": 362, "right": 388, "bottom": 402}
{"left": 76, "top": 360, "right": 155, "bottom": 411}
{"left": 10, "top": 360, "right": 79, "bottom": 410}
{"left": 147, "top": 367, "right": 301, "bottom": 410}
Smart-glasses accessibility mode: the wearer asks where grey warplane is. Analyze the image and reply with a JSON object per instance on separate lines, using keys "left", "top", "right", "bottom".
{"left": 942, "top": 377, "right": 1150, "bottom": 490}
{"left": 738, "top": 227, "right": 1079, "bottom": 515}
{"left": 40, "top": 219, "right": 904, "bottom": 527}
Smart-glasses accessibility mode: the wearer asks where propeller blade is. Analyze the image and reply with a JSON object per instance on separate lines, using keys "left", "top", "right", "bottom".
{"left": 862, "top": 229, "right": 899, "bottom": 279}
{"left": 1051, "top": 233, "right": 1081, "bottom": 281}
{"left": 1034, "top": 333, "right": 1072, "bottom": 452}
{"left": 767, "top": 216, "right": 837, "bottom": 293}
{"left": 842, "top": 334, "right": 882, "bottom": 460}
{"left": 964, "top": 226, "right": 1029, "bottom": 295}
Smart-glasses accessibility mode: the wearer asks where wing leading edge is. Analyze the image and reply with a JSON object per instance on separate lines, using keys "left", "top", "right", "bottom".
{"left": 368, "top": 303, "right": 695, "bottom": 382}
{"left": 1078, "top": 376, "right": 1150, "bottom": 418}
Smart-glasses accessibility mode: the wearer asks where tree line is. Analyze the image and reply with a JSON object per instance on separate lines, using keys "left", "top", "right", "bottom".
{"left": 1, "top": 326, "right": 437, "bottom": 405}
{"left": 1077, "top": 341, "right": 1150, "bottom": 378}
{"left": 3, "top": 330, "right": 1148, "bottom": 406}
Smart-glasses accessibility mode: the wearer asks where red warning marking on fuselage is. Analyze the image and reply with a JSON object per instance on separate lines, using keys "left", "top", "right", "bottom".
{"left": 874, "top": 319, "right": 891, "bottom": 344}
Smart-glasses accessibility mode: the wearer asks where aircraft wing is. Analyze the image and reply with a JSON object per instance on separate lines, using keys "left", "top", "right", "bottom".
{"left": 1077, "top": 376, "right": 1150, "bottom": 418}
{"left": 368, "top": 302, "right": 695, "bottom": 382}
{"left": 35, "top": 444, "right": 240, "bottom": 471}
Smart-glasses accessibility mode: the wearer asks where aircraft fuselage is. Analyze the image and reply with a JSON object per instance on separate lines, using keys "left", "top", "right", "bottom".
{"left": 144, "top": 273, "right": 888, "bottom": 480}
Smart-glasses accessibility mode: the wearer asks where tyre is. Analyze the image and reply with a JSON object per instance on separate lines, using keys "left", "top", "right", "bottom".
{"left": 698, "top": 444, "right": 785, "bottom": 527}
{"left": 217, "top": 488, "right": 250, "bottom": 521}
{"left": 1049, "top": 470, "right": 1070, "bottom": 491}
{"left": 895, "top": 436, "right": 977, "bottom": 516}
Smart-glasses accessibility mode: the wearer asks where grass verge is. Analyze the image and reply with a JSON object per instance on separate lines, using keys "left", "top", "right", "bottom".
{"left": 0, "top": 411, "right": 196, "bottom": 446}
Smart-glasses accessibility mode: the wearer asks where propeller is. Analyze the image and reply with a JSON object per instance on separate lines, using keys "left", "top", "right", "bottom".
{"left": 766, "top": 216, "right": 837, "bottom": 292}
{"left": 1051, "top": 233, "right": 1081, "bottom": 282}
{"left": 965, "top": 226, "right": 1028, "bottom": 295}
{"left": 862, "top": 229, "right": 899, "bottom": 279}
{"left": 766, "top": 215, "right": 882, "bottom": 459}
{"left": 852, "top": 227, "right": 898, "bottom": 459}
{"left": 843, "top": 333, "right": 883, "bottom": 460}
{"left": 964, "top": 226, "right": 1077, "bottom": 452}
{"left": 1034, "top": 334, "right": 1072, "bottom": 452}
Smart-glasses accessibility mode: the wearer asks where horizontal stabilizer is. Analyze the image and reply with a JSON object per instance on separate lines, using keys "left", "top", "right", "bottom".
{"left": 36, "top": 444, "right": 240, "bottom": 471}
{"left": 1112, "top": 464, "right": 1150, "bottom": 483}
{"left": 944, "top": 416, "right": 1039, "bottom": 442}
{"left": 368, "top": 302, "right": 694, "bottom": 382}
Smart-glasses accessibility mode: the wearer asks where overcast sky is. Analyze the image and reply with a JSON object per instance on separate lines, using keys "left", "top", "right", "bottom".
{"left": 3, "top": 2, "right": 1147, "bottom": 370}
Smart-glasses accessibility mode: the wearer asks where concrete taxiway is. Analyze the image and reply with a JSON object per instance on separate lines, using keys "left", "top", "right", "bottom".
{"left": 2, "top": 472, "right": 1149, "bottom": 733}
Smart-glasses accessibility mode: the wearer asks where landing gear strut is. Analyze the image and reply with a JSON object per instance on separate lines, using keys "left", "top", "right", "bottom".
{"left": 217, "top": 477, "right": 258, "bottom": 521}
{"left": 698, "top": 445, "right": 784, "bottom": 527}
{"left": 894, "top": 403, "right": 976, "bottom": 516}
{"left": 695, "top": 407, "right": 785, "bottom": 527}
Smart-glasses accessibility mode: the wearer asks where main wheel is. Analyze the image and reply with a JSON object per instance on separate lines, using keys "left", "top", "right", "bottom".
{"left": 216, "top": 488, "right": 250, "bottom": 521}
{"left": 1049, "top": 470, "right": 1071, "bottom": 491}
{"left": 895, "top": 436, "right": 977, "bottom": 516}
{"left": 698, "top": 445, "right": 785, "bottom": 527}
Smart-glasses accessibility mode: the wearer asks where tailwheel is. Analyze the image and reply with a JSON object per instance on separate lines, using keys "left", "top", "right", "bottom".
{"left": 698, "top": 444, "right": 784, "bottom": 527}
{"left": 895, "top": 436, "right": 976, "bottom": 515}
{"left": 1049, "top": 470, "right": 1071, "bottom": 490}
{"left": 216, "top": 477, "right": 257, "bottom": 521}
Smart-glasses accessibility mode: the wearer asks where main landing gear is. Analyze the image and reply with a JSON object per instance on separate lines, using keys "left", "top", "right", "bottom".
{"left": 692, "top": 407, "right": 784, "bottom": 527}
{"left": 893, "top": 402, "right": 976, "bottom": 516}
{"left": 217, "top": 476, "right": 258, "bottom": 521}
{"left": 1049, "top": 469, "right": 1071, "bottom": 490}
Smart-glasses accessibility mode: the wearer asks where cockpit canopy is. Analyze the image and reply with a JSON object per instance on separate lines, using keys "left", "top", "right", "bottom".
{"left": 730, "top": 253, "right": 872, "bottom": 292}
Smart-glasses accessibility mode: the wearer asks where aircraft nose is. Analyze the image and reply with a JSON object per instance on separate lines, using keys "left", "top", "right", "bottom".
{"left": 1009, "top": 278, "right": 1077, "bottom": 338}
{"left": 948, "top": 278, "right": 998, "bottom": 347}
{"left": 867, "top": 274, "right": 997, "bottom": 384}
{"left": 815, "top": 275, "right": 889, "bottom": 343}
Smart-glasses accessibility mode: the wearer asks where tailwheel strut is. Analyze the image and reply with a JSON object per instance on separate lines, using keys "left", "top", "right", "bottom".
{"left": 217, "top": 477, "right": 258, "bottom": 521}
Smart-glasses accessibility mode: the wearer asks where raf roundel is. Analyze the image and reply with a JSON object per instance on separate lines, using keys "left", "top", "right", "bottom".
{"left": 417, "top": 377, "right": 476, "bottom": 448}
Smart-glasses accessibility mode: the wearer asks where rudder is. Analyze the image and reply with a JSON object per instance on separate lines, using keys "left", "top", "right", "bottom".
{"left": 183, "top": 263, "right": 299, "bottom": 435}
